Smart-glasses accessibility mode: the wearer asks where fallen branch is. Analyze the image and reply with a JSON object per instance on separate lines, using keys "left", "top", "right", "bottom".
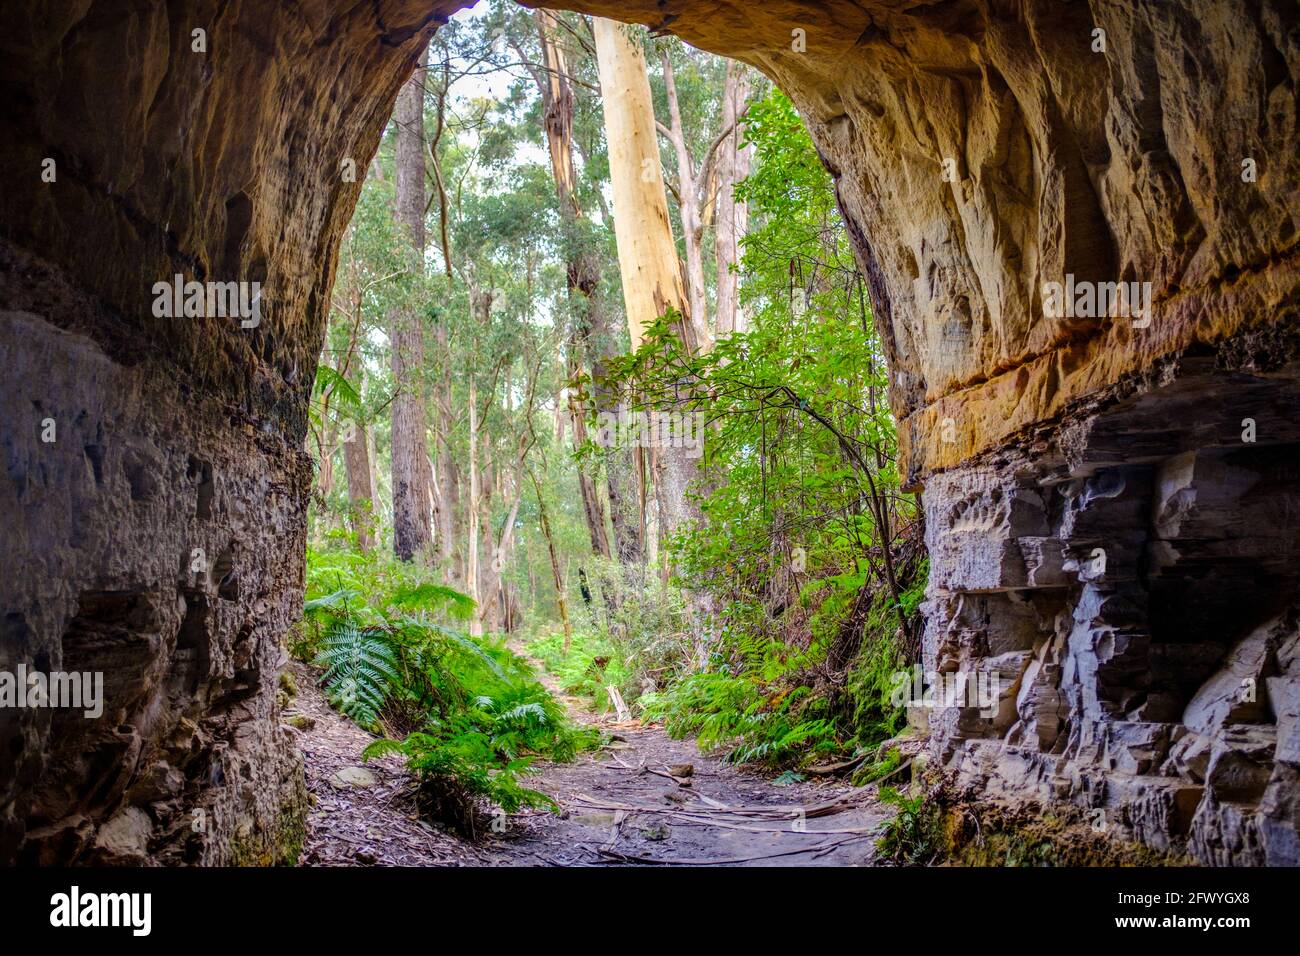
{"left": 588, "top": 834, "right": 868, "bottom": 866}
{"left": 645, "top": 767, "right": 692, "bottom": 788}
{"left": 871, "top": 758, "right": 914, "bottom": 787}
{"left": 805, "top": 752, "right": 870, "bottom": 776}
{"left": 606, "top": 685, "right": 631, "bottom": 721}
{"left": 571, "top": 794, "right": 882, "bottom": 835}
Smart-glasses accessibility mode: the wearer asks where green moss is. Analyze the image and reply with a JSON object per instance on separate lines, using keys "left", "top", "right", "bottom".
{"left": 226, "top": 768, "right": 308, "bottom": 867}
{"left": 878, "top": 773, "right": 1195, "bottom": 867}
{"left": 272, "top": 801, "right": 307, "bottom": 866}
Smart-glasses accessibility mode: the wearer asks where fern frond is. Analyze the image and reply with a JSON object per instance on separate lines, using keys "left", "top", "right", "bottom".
{"left": 304, "top": 587, "right": 362, "bottom": 615}
{"left": 362, "top": 738, "right": 406, "bottom": 761}
{"left": 313, "top": 365, "right": 362, "bottom": 411}
{"left": 388, "top": 615, "right": 510, "bottom": 683}
{"left": 315, "top": 622, "right": 398, "bottom": 727}
{"left": 388, "top": 582, "right": 477, "bottom": 619}
{"left": 494, "top": 702, "right": 548, "bottom": 726}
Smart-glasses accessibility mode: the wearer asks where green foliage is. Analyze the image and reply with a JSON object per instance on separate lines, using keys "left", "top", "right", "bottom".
{"left": 585, "top": 86, "right": 921, "bottom": 774}
{"left": 363, "top": 733, "right": 549, "bottom": 839}
{"left": 845, "top": 632, "right": 907, "bottom": 746}
{"left": 525, "top": 551, "right": 705, "bottom": 711}
{"left": 303, "top": 544, "right": 596, "bottom": 833}
{"left": 389, "top": 582, "right": 477, "bottom": 620}
{"left": 648, "top": 675, "right": 803, "bottom": 760}
{"left": 315, "top": 621, "right": 400, "bottom": 729}
{"left": 641, "top": 672, "right": 844, "bottom": 768}
{"left": 876, "top": 786, "right": 943, "bottom": 866}
{"left": 527, "top": 628, "right": 630, "bottom": 707}
{"left": 312, "top": 365, "right": 362, "bottom": 413}
{"left": 853, "top": 745, "right": 902, "bottom": 786}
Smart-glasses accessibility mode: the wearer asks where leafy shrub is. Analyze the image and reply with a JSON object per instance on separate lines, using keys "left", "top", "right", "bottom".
{"left": 302, "top": 544, "right": 596, "bottom": 834}
{"left": 876, "top": 786, "right": 942, "bottom": 865}
{"left": 363, "top": 731, "right": 551, "bottom": 839}
{"left": 641, "top": 673, "right": 844, "bottom": 767}
{"left": 315, "top": 621, "right": 400, "bottom": 728}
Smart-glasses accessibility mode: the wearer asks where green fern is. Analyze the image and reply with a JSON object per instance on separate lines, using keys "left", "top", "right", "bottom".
{"left": 389, "top": 583, "right": 477, "bottom": 620}
{"left": 303, "top": 545, "right": 597, "bottom": 833}
{"left": 304, "top": 586, "right": 362, "bottom": 616}
{"left": 315, "top": 622, "right": 399, "bottom": 729}
{"left": 313, "top": 364, "right": 362, "bottom": 411}
{"left": 363, "top": 731, "right": 553, "bottom": 837}
{"left": 494, "top": 702, "right": 548, "bottom": 726}
{"left": 876, "top": 786, "right": 941, "bottom": 865}
{"left": 386, "top": 614, "right": 508, "bottom": 682}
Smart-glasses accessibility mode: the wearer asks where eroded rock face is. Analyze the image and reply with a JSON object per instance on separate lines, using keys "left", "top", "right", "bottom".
{"left": 548, "top": 0, "right": 1300, "bottom": 479}
{"left": 0, "top": 0, "right": 1296, "bottom": 863}
{"left": 0, "top": 0, "right": 455, "bottom": 864}
{"left": 919, "top": 383, "right": 1300, "bottom": 864}
{"left": 0, "top": 244, "right": 307, "bottom": 864}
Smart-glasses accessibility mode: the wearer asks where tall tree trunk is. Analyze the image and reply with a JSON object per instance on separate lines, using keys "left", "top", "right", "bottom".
{"left": 593, "top": 18, "right": 703, "bottom": 541}
{"left": 592, "top": 18, "right": 693, "bottom": 350}
{"left": 316, "top": 421, "right": 337, "bottom": 501}
{"left": 467, "top": 373, "right": 482, "bottom": 636}
{"left": 605, "top": 442, "right": 645, "bottom": 563}
{"left": 570, "top": 403, "right": 612, "bottom": 557}
{"left": 477, "top": 426, "right": 497, "bottom": 630}
{"left": 343, "top": 421, "right": 376, "bottom": 553}
{"left": 714, "top": 61, "right": 753, "bottom": 336}
{"left": 477, "top": 490, "right": 521, "bottom": 633}
{"left": 660, "top": 49, "right": 711, "bottom": 344}
{"left": 435, "top": 329, "right": 457, "bottom": 581}
{"left": 534, "top": 10, "right": 613, "bottom": 561}
{"left": 529, "top": 465, "right": 573, "bottom": 652}
{"left": 390, "top": 46, "right": 434, "bottom": 562}
{"left": 426, "top": 54, "right": 459, "bottom": 582}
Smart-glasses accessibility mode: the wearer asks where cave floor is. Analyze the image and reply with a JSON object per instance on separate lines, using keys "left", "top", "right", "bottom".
{"left": 290, "top": 661, "right": 886, "bottom": 867}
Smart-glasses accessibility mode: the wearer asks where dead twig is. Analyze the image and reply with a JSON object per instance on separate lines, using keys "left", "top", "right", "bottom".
{"left": 588, "top": 834, "right": 868, "bottom": 866}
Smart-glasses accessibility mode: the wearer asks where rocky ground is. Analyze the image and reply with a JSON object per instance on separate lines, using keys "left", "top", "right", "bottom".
{"left": 289, "top": 661, "right": 887, "bottom": 867}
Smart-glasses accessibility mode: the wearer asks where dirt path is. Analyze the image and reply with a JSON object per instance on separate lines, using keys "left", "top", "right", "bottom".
{"left": 290, "top": 661, "right": 496, "bottom": 866}
{"left": 291, "top": 661, "right": 888, "bottom": 867}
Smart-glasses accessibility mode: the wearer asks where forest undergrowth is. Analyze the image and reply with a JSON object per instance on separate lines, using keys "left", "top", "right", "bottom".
{"left": 299, "top": 6, "right": 928, "bottom": 844}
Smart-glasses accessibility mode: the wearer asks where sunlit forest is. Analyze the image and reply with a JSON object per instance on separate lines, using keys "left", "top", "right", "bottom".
{"left": 299, "top": 3, "right": 923, "bottom": 837}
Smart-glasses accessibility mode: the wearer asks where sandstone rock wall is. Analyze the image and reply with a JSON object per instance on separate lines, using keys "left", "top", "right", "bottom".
{"left": 920, "top": 387, "right": 1300, "bottom": 864}
{"left": 545, "top": 0, "right": 1299, "bottom": 482}
{"left": 1, "top": 0, "right": 1296, "bottom": 864}
{"left": 0, "top": 241, "right": 307, "bottom": 863}
{"left": 0, "top": 0, "right": 460, "bottom": 865}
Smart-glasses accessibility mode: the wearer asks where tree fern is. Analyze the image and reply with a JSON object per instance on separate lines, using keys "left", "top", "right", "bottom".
{"left": 386, "top": 614, "right": 509, "bottom": 682}
{"left": 304, "top": 586, "right": 362, "bottom": 616}
{"left": 315, "top": 622, "right": 399, "bottom": 728}
{"left": 388, "top": 582, "right": 477, "bottom": 620}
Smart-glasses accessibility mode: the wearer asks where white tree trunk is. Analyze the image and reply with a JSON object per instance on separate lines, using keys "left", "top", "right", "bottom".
{"left": 714, "top": 60, "right": 753, "bottom": 336}
{"left": 593, "top": 18, "right": 704, "bottom": 540}
{"left": 592, "top": 18, "right": 691, "bottom": 349}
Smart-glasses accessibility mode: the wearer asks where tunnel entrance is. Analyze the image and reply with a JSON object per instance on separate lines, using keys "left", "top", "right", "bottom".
{"left": 1, "top": 0, "right": 1297, "bottom": 866}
